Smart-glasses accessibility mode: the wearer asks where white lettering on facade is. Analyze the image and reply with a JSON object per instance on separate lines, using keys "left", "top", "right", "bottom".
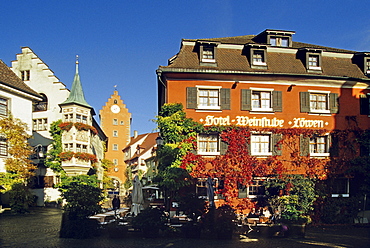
{"left": 291, "top": 118, "right": 324, "bottom": 128}
{"left": 204, "top": 115, "right": 231, "bottom": 126}
{"left": 201, "top": 115, "right": 328, "bottom": 128}
{"left": 235, "top": 116, "right": 284, "bottom": 127}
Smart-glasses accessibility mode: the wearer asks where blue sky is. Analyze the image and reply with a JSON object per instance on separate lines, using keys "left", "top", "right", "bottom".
{"left": 1, "top": 1, "right": 370, "bottom": 135}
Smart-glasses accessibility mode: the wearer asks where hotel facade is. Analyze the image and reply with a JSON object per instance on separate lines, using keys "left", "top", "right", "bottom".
{"left": 156, "top": 29, "right": 370, "bottom": 212}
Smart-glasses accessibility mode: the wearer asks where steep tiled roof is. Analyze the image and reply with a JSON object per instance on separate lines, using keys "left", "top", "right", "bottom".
{"left": 0, "top": 60, "right": 41, "bottom": 98}
{"left": 160, "top": 32, "right": 367, "bottom": 80}
{"left": 124, "top": 132, "right": 158, "bottom": 160}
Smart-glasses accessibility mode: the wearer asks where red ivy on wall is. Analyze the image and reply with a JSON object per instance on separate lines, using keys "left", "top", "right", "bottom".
{"left": 186, "top": 126, "right": 361, "bottom": 211}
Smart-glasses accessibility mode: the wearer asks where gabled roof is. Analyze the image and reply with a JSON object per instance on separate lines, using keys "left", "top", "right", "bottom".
{"left": 124, "top": 132, "right": 159, "bottom": 161}
{"left": 0, "top": 60, "right": 41, "bottom": 99}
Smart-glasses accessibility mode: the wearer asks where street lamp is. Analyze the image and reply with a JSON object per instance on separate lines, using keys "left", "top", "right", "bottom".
{"left": 155, "top": 135, "right": 164, "bottom": 146}
{"left": 33, "top": 144, "right": 45, "bottom": 159}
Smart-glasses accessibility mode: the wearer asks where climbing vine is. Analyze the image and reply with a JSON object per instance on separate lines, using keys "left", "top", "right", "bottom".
{"left": 45, "top": 120, "right": 64, "bottom": 173}
{"left": 156, "top": 103, "right": 370, "bottom": 214}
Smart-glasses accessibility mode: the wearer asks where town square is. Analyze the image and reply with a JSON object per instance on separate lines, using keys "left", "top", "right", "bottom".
{"left": 1, "top": 1, "right": 370, "bottom": 247}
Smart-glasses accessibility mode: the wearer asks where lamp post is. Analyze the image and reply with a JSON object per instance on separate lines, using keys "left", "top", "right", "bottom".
{"left": 33, "top": 144, "right": 45, "bottom": 159}
{"left": 155, "top": 135, "right": 164, "bottom": 147}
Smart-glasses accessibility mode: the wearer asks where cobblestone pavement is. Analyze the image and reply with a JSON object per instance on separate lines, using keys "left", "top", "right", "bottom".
{"left": 0, "top": 208, "right": 369, "bottom": 248}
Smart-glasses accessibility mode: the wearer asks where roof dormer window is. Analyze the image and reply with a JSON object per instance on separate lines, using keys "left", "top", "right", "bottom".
{"left": 308, "top": 54, "right": 320, "bottom": 68}
{"left": 252, "top": 50, "right": 266, "bottom": 65}
{"left": 366, "top": 58, "right": 370, "bottom": 74}
{"left": 246, "top": 44, "right": 267, "bottom": 69}
{"left": 198, "top": 41, "right": 219, "bottom": 66}
{"left": 299, "top": 48, "right": 323, "bottom": 73}
{"left": 352, "top": 52, "right": 370, "bottom": 75}
{"left": 253, "top": 29, "right": 295, "bottom": 48}
{"left": 270, "top": 36, "right": 289, "bottom": 47}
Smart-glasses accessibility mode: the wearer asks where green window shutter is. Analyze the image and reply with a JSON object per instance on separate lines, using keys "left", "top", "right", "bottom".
{"left": 300, "top": 134, "right": 310, "bottom": 156}
{"left": 220, "top": 88, "right": 230, "bottom": 110}
{"left": 186, "top": 87, "right": 197, "bottom": 109}
{"left": 246, "top": 136, "right": 251, "bottom": 155}
{"left": 272, "top": 91, "right": 283, "bottom": 112}
{"left": 220, "top": 140, "right": 228, "bottom": 155}
{"left": 329, "top": 134, "right": 339, "bottom": 157}
{"left": 360, "top": 94, "right": 369, "bottom": 115}
{"left": 272, "top": 133, "right": 282, "bottom": 156}
{"left": 329, "top": 93, "right": 339, "bottom": 114}
{"left": 241, "top": 89, "right": 252, "bottom": 111}
{"left": 300, "top": 92, "right": 310, "bottom": 113}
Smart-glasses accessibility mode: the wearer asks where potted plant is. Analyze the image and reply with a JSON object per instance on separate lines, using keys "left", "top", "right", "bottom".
{"left": 265, "top": 175, "right": 316, "bottom": 238}
{"left": 132, "top": 207, "right": 166, "bottom": 238}
{"left": 279, "top": 195, "right": 311, "bottom": 238}
{"left": 177, "top": 193, "right": 205, "bottom": 238}
{"left": 202, "top": 205, "right": 236, "bottom": 239}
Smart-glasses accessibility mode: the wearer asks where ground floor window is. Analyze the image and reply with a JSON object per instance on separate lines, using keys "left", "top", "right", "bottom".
{"left": 331, "top": 178, "right": 350, "bottom": 197}
{"left": 238, "top": 178, "right": 266, "bottom": 198}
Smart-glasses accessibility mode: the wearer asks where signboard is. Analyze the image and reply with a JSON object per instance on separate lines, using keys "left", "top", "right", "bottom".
{"left": 200, "top": 115, "right": 329, "bottom": 128}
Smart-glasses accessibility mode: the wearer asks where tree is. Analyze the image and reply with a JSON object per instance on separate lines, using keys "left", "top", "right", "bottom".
{"left": 58, "top": 174, "right": 103, "bottom": 217}
{"left": 0, "top": 115, "right": 36, "bottom": 212}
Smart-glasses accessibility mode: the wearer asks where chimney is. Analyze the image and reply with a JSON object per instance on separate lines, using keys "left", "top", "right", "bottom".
{"left": 134, "top": 130, "right": 138, "bottom": 138}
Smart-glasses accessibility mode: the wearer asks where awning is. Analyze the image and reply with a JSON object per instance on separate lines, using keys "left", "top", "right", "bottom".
{"left": 28, "top": 131, "right": 53, "bottom": 147}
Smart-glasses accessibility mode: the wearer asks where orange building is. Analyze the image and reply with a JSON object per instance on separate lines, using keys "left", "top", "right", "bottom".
{"left": 100, "top": 90, "right": 132, "bottom": 194}
{"left": 157, "top": 29, "right": 370, "bottom": 208}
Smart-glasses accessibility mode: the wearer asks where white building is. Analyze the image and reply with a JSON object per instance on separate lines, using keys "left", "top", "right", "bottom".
{"left": 10, "top": 48, "right": 107, "bottom": 206}
{"left": 11, "top": 47, "right": 70, "bottom": 205}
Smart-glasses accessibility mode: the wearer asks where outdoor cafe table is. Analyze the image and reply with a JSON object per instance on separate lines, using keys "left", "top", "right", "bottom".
{"left": 89, "top": 208, "right": 129, "bottom": 224}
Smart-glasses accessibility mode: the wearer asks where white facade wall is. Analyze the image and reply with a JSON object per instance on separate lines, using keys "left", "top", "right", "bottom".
{"left": 10, "top": 47, "right": 70, "bottom": 204}
{"left": 0, "top": 88, "right": 34, "bottom": 173}
{"left": 11, "top": 47, "right": 70, "bottom": 138}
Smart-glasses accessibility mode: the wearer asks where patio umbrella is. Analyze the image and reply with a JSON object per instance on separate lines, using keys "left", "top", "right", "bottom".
{"left": 206, "top": 177, "right": 215, "bottom": 208}
{"left": 130, "top": 175, "right": 144, "bottom": 215}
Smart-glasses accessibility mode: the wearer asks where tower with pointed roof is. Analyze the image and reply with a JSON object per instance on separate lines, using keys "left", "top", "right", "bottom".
{"left": 59, "top": 58, "right": 98, "bottom": 176}
{"left": 100, "top": 89, "right": 131, "bottom": 195}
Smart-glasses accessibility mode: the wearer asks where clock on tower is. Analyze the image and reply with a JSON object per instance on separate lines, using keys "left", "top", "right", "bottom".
{"left": 111, "top": 104, "right": 120, "bottom": 113}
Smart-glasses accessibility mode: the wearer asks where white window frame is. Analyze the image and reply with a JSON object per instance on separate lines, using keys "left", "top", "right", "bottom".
{"left": 0, "top": 138, "right": 8, "bottom": 156}
{"left": 250, "top": 88, "right": 273, "bottom": 112}
{"left": 198, "top": 133, "right": 219, "bottom": 155}
{"left": 0, "top": 97, "right": 9, "bottom": 117}
{"left": 76, "top": 114, "right": 81, "bottom": 123}
{"left": 196, "top": 86, "right": 221, "bottom": 110}
{"left": 252, "top": 50, "right": 266, "bottom": 66}
{"left": 113, "top": 119, "right": 118, "bottom": 125}
{"left": 113, "top": 130, "right": 118, "bottom": 137}
{"left": 250, "top": 132, "right": 272, "bottom": 156}
{"left": 331, "top": 178, "right": 350, "bottom": 197}
{"left": 308, "top": 90, "right": 330, "bottom": 114}
{"left": 247, "top": 178, "right": 266, "bottom": 198}
{"left": 308, "top": 54, "right": 322, "bottom": 71}
{"left": 113, "top": 144, "right": 118, "bottom": 151}
{"left": 309, "top": 134, "right": 330, "bottom": 157}
{"left": 201, "top": 45, "right": 216, "bottom": 63}
{"left": 270, "top": 37, "right": 289, "bottom": 47}
{"left": 366, "top": 59, "right": 370, "bottom": 74}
